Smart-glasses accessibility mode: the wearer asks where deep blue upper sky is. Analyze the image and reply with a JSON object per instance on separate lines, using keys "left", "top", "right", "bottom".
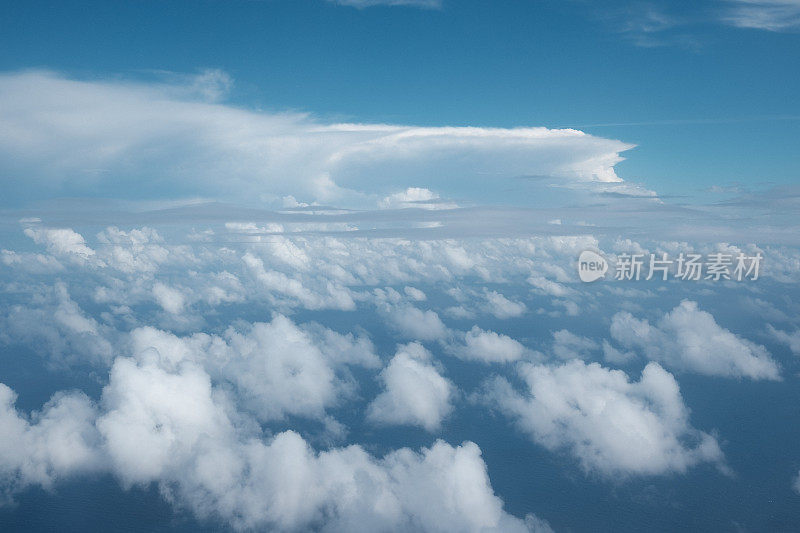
{"left": 2, "top": 0, "right": 798, "bottom": 198}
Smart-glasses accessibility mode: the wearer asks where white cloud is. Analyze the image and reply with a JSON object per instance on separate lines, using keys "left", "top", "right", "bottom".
{"left": 379, "top": 187, "right": 457, "bottom": 210}
{"left": 0, "top": 71, "right": 633, "bottom": 208}
{"left": 105, "top": 350, "right": 534, "bottom": 531}
{"left": 243, "top": 251, "right": 356, "bottom": 311}
{"left": 97, "top": 226, "right": 171, "bottom": 274}
{"left": 551, "top": 329, "right": 598, "bottom": 360}
{"left": 454, "top": 326, "right": 527, "bottom": 363}
{"left": 602, "top": 339, "right": 636, "bottom": 364}
{"left": 384, "top": 304, "right": 449, "bottom": 341}
{"left": 767, "top": 325, "right": 800, "bottom": 356}
{"left": 527, "top": 275, "right": 573, "bottom": 297}
{"left": 0, "top": 249, "right": 64, "bottom": 274}
{"left": 723, "top": 0, "right": 800, "bottom": 31}
{"left": 0, "top": 323, "right": 545, "bottom": 531}
{"left": 4, "top": 214, "right": 798, "bottom": 528}
{"left": 444, "top": 305, "right": 475, "bottom": 320}
{"left": 1, "top": 282, "right": 114, "bottom": 366}
{"left": 0, "top": 384, "right": 101, "bottom": 502}
{"left": 128, "top": 315, "right": 377, "bottom": 422}
{"left": 23, "top": 226, "right": 97, "bottom": 263}
{"left": 302, "top": 322, "right": 381, "bottom": 368}
{"left": 485, "top": 360, "right": 726, "bottom": 476}
{"left": 1, "top": 68, "right": 797, "bottom": 530}
{"left": 367, "top": 343, "right": 455, "bottom": 431}
{"left": 403, "top": 286, "right": 427, "bottom": 301}
{"left": 97, "top": 353, "right": 234, "bottom": 487}
{"left": 483, "top": 290, "right": 526, "bottom": 319}
{"left": 610, "top": 300, "right": 781, "bottom": 380}
{"left": 152, "top": 282, "right": 187, "bottom": 314}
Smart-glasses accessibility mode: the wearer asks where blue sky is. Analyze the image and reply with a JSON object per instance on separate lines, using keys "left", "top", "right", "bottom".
{"left": 2, "top": 0, "right": 798, "bottom": 200}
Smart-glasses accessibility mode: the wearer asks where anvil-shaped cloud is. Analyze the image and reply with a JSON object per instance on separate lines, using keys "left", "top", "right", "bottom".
{"left": 0, "top": 70, "right": 634, "bottom": 208}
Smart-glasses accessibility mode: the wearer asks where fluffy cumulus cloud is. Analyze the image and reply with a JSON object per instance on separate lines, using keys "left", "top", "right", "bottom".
{"left": 1, "top": 282, "right": 114, "bottom": 366}
{"left": 0, "top": 293, "right": 545, "bottom": 530}
{"left": 0, "top": 348, "right": 541, "bottom": 532}
{"left": 242, "top": 251, "right": 357, "bottom": 311}
{"left": 484, "top": 360, "right": 726, "bottom": 477}
{"left": 97, "top": 226, "right": 171, "bottom": 274}
{"left": 609, "top": 300, "right": 781, "bottom": 380}
{"left": 483, "top": 290, "right": 527, "bottom": 319}
{"left": 367, "top": 343, "right": 455, "bottom": 431}
{"left": 127, "top": 315, "right": 379, "bottom": 423}
{"left": 23, "top": 226, "right": 97, "bottom": 263}
{"left": 453, "top": 326, "right": 527, "bottom": 363}
{"left": 0, "top": 385, "right": 101, "bottom": 503}
{"left": 152, "top": 282, "right": 186, "bottom": 314}
{"left": 1, "top": 212, "right": 798, "bottom": 529}
{"left": 2, "top": 222, "right": 620, "bottom": 345}
{"left": 379, "top": 297, "right": 450, "bottom": 341}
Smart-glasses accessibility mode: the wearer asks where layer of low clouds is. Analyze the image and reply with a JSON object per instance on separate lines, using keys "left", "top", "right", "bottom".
{"left": 1, "top": 213, "right": 797, "bottom": 529}
{"left": 0, "top": 319, "right": 546, "bottom": 531}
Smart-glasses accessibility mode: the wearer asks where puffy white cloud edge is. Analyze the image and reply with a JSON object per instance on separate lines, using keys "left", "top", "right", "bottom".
{"left": 0, "top": 333, "right": 549, "bottom": 532}
{"left": 483, "top": 360, "right": 727, "bottom": 477}
{"left": 609, "top": 300, "right": 781, "bottom": 380}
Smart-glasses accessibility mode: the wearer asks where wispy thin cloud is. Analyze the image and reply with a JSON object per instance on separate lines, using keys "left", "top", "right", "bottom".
{"left": 585, "top": 0, "right": 800, "bottom": 50}
{"left": 588, "top": 1, "right": 702, "bottom": 49}
{"left": 722, "top": 0, "right": 800, "bottom": 32}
